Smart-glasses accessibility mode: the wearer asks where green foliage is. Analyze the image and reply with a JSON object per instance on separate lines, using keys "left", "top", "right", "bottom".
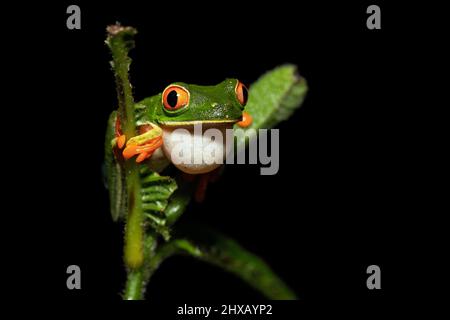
{"left": 140, "top": 167, "right": 178, "bottom": 240}
{"left": 104, "top": 112, "right": 126, "bottom": 222}
{"left": 245, "top": 64, "right": 308, "bottom": 129}
{"left": 161, "top": 227, "right": 298, "bottom": 300}
{"left": 234, "top": 64, "right": 308, "bottom": 148}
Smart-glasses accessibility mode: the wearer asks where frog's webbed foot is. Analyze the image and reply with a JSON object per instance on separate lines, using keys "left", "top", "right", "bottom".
{"left": 237, "top": 111, "right": 253, "bottom": 128}
{"left": 123, "top": 135, "right": 163, "bottom": 163}
{"left": 112, "top": 117, "right": 163, "bottom": 163}
{"left": 122, "top": 123, "right": 163, "bottom": 163}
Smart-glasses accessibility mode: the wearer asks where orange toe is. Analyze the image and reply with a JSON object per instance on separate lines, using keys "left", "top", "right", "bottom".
{"left": 122, "top": 144, "right": 138, "bottom": 160}
{"left": 136, "top": 152, "right": 151, "bottom": 163}
{"left": 122, "top": 136, "right": 163, "bottom": 162}
{"left": 237, "top": 111, "right": 252, "bottom": 128}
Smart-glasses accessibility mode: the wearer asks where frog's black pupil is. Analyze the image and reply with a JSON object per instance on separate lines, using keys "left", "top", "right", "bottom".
{"left": 242, "top": 86, "right": 248, "bottom": 105}
{"left": 167, "top": 90, "right": 178, "bottom": 108}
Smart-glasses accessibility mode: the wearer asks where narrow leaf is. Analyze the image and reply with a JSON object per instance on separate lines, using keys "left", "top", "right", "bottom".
{"left": 234, "top": 64, "right": 308, "bottom": 148}
{"left": 152, "top": 227, "right": 297, "bottom": 300}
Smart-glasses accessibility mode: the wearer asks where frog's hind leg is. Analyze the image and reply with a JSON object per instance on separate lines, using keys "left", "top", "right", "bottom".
{"left": 182, "top": 166, "right": 224, "bottom": 203}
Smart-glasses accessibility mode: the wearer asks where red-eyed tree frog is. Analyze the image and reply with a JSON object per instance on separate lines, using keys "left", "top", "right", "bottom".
{"left": 105, "top": 65, "right": 307, "bottom": 222}
{"left": 105, "top": 79, "right": 253, "bottom": 220}
{"left": 110, "top": 78, "right": 251, "bottom": 173}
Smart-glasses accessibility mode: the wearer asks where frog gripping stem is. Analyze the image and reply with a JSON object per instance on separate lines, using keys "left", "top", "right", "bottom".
{"left": 121, "top": 122, "right": 164, "bottom": 163}
{"left": 115, "top": 116, "right": 126, "bottom": 149}
{"left": 122, "top": 136, "right": 163, "bottom": 163}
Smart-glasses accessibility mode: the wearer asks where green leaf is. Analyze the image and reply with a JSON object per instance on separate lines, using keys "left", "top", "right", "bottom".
{"left": 104, "top": 112, "right": 127, "bottom": 221}
{"left": 140, "top": 167, "right": 177, "bottom": 212}
{"left": 151, "top": 227, "right": 297, "bottom": 300}
{"left": 234, "top": 64, "right": 308, "bottom": 147}
{"left": 139, "top": 167, "right": 178, "bottom": 240}
{"left": 165, "top": 177, "right": 194, "bottom": 226}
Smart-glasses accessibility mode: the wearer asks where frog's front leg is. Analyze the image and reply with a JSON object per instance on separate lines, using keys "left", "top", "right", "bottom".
{"left": 123, "top": 124, "right": 163, "bottom": 163}
{"left": 114, "top": 117, "right": 163, "bottom": 163}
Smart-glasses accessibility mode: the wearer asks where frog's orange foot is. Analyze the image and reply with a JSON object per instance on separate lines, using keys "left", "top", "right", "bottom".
{"left": 122, "top": 136, "right": 163, "bottom": 163}
{"left": 114, "top": 116, "right": 126, "bottom": 149}
{"left": 237, "top": 111, "right": 252, "bottom": 128}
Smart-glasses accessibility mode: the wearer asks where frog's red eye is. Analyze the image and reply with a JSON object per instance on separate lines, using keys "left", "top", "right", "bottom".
{"left": 162, "top": 85, "right": 190, "bottom": 111}
{"left": 235, "top": 81, "right": 248, "bottom": 106}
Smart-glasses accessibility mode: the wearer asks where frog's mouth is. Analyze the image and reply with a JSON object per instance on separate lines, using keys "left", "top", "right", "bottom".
{"left": 158, "top": 119, "right": 240, "bottom": 126}
{"left": 159, "top": 121, "right": 237, "bottom": 174}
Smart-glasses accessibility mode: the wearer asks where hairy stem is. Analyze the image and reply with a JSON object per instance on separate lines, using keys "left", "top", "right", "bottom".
{"left": 138, "top": 233, "right": 297, "bottom": 300}
{"left": 106, "top": 25, "right": 145, "bottom": 278}
{"left": 124, "top": 233, "right": 158, "bottom": 299}
{"left": 124, "top": 269, "right": 143, "bottom": 300}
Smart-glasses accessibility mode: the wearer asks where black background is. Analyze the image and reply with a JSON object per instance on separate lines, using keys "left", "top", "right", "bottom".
{"left": 5, "top": 0, "right": 414, "bottom": 313}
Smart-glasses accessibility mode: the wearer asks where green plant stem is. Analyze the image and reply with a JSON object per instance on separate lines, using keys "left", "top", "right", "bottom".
{"left": 124, "top": 269, "right": 143, "bottom": 300}
{"left": 128, "top": 234, "right": 297, "bottom": 300}
{"left": 123, "top": 239, "right": 192, "bottom": 300}
{"left": 106, "top": 25, "right": 145, "bottom": 273}
{"left": 124, "top": 233, "right": 158, "bottom": 299}
{"left": 124, "top": 166, "right": 144, "bottom": 268}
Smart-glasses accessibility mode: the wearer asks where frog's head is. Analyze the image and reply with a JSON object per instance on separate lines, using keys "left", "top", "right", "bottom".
{"left": 155, "top": 79, "right": 248, "bottom": 174}
{"left": 155, "top": 78, "right": 247, "bottom": 125}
